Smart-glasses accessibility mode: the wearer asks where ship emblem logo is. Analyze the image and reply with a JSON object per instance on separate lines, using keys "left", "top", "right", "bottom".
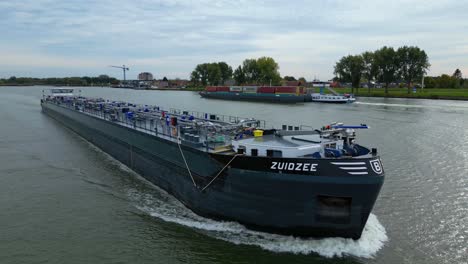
{"left": 370, "top": 159, "right": 383, "bottom": 174}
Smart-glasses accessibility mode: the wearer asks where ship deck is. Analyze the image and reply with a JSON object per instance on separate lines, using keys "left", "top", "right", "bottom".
{"left": 234, "top": 133, "right": 337, "bottom": 158}
{"left": 43, "top": 94, "right": 368, "bottom": 159}
{"left": 237, "top": 134, "right": 322, "bottom": 148}
{"left": 44, "top": 98, "right": 253, "bottom": 154}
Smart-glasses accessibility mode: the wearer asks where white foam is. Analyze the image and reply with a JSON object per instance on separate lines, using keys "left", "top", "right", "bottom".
{"left": 129, "top": 189, "right": 388, "bottom": 258}
{"left": 356, "top": 101, "right": 468, "bottom": 111}
{"left": 356, "top": 102, "right": 428, "bottom": 108}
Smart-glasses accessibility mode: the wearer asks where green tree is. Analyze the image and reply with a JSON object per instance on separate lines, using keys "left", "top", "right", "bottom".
{"left": 241, "top": 59, "right": 259, "bottom": 84}
{"left": 82, "top": 76, "right": 91, "bottom": 86}
{"left": 190, "top": 64, "right": 209, "bottom": 86}
{"left": 362, "top": 51, "right": 378, "bottom": 93}
{"left": 453, "top": 68, "right": 463, "bottom": 88}
{"left": 453, "top": 68, "right": 462, "bottom": 79}
{"left": 233, "top": 66, "right": 245, "bottom": 85}
{"left": 236, "top": 57, "right": 281, "bottom": 85}
{"left": 191, "top": 62, "right": 230, "bottom": 86}
{"left": 438, "top": 74, "right": 456, "bottom": 88}
{"left": 256, "top": 57, "right": 281, "bottom": 85}
{"left": 217, "top": 62, "right": 233, "bottom": 85}
{"left": 284, "top": 76, "right": 296, "bottom": 81}
{"left": 374, "top": 46, "right": 398, "bottom": 94}
{"left": 190, "top": 70, "right": 201, "bottom": 86}
{"left": 298, "top": 77, "right": 307, "bottom": 86}
{"left": 96, "top": 74, "right": 111, "bottom": 86}
{"left": 207, "top": 63, "right": 222, "bottom": 85}
{"left": 424, "top": 76, "right": 436, "bottom": 88}
{"left": 397, "top": 46, "right": 430, "bottom": 93}
{"left": 334, "top": 54, "right": 365, "bottom": 93}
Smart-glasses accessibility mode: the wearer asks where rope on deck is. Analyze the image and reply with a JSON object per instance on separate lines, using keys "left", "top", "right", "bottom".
{"left": 177, "top": 137, "right": 243, "bottom": 192}
{"left": 201, "top": 154, "right": 242, "bottom": 192}
{"left": 177, "top": 138, "right": 198, "bottom": 188}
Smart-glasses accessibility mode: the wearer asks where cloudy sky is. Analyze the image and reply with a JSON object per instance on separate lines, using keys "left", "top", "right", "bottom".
{"left": 0, "top": 0, "right": 467, "bottom": 80}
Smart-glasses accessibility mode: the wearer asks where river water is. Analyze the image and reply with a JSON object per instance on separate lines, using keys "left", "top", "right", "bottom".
{"left": 0, "top": 86, "right": 467, "bottom": 264}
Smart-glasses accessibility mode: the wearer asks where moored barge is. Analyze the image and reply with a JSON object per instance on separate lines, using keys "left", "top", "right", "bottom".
{"left": 199, "top": 86, "right": 308, "bottom": 103}
{"left": 41, "top": 89, "right": 384, "bottom": 239}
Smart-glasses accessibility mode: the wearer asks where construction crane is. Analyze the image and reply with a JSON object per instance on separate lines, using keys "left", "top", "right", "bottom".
{"left": 110, "top": 65, "right": 130, "bottom": 81}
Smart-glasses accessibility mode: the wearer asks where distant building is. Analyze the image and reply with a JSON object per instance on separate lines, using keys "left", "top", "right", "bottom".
{"left": 330, "top": 81, "right": 341, "bottom": 88}
{"left": 169, "top": 79, "right": 189, "bottom": 88}
{"left": 138, "top": 72, "right": 154, "bottom": 81}
{"left": 310, "top": 80, "right": 331, "bottom": 87}
{"left": 151, "top": 78, "right": 189, "bottom": 88}
{"left": 152, "top": 79, "right": 169, "bottom": 88}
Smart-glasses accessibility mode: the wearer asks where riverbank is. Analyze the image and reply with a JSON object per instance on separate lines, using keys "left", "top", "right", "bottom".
{"left": 0, "top": 84, "right": 112, "bottom": 87}
{"left": 180, "top": 87, "right": 204, "bottom": 91}
{"left": 3, "top": 85, "right": 468, "bottom": 101}
{"left": 175, "top": 86, "right": 468, "bottom": 100}
{"left": 328, "top": 87, "right": 468, "bottom": 100}
{"left": 0, "top": 84, "right": 34, "bottom": 86}
{"left": 149, "top": 87, "right": 203, "bottom": 91}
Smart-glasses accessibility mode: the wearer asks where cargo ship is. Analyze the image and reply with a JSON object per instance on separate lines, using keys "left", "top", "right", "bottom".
{"left": 199, "top": 86, "right": 308, "bottom": 103}
{"left": 41, "top": 89, "right": 384, "bottom": 239}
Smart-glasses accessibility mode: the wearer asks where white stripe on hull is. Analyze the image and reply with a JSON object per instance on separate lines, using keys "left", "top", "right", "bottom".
{"left": 339, "top": 167, "right": 367, "bottom": 170}
{"left": 331, "top": 162, "right": 366, "bottom": 165}
{"left": 348, "top": 172, "right": 369, "bottom": 175}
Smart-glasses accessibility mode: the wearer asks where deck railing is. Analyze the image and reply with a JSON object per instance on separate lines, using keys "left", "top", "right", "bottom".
{"left": 46, "top": 97, "right": 265, "bottom": 152}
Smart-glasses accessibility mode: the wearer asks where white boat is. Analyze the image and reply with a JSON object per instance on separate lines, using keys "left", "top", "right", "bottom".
{"left": 311, "top": 93, "right": 356, "bottom": 103}
{"left": 311, "top": 81, "right": 331, "bottom": 87}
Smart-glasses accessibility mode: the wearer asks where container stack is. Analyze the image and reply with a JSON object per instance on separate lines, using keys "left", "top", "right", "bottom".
{"left": 257, "top": 86, "right": 275, "bottom": 93}
{"left": 229, "top": 86, "right": 243, "bottom": 92}
{"left": 216, "top": 86, "right": 230, "bottom": 92}
{"left": 242, "top": 86, "right": 258, "bottom": 93}
{"left": 274, "top": 86, "right": 298, "bottom": 95}
{"left": 206, "top": 86, "right": 230, "bottom": 92}
{"left": 201, "top": 85, "right": 307, "bottom": 103}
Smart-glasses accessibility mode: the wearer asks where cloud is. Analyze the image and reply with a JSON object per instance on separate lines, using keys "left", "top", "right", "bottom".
{"left": 0, "top": 0, "right": 467, "bottom": 79}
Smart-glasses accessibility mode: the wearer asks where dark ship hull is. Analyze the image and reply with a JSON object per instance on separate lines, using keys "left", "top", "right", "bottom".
{"left": 41, "top": 101, "right": 384, "bottom": 239}
{"left": 199, "top": 91, "right": 307, "bottom": 103}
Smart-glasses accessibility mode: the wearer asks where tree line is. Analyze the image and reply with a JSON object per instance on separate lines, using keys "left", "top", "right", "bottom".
{"left": 0, "top": 75, "right": 119, "bottom": 86}
{"left": 424, "top": 69, "right": 466, "bottom": 88}
{"left": 284, "top": 76, "right": 307, "bottom": 84}
{"left": 190, "top": 57, "right": 282, "bottom": 86}
{"left": 334, "top": 46, "right": 430, "bottom": 94}
{"left": 190, "top": 62, "right": 233, "bottom": 86}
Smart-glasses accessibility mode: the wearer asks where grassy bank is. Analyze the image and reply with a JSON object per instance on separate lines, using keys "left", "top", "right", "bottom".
{"left": 323, "top": 88, "right": 468, "bottom": 100}
{"left": 186, "top": 86, "right": 468, "bottom": 100}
